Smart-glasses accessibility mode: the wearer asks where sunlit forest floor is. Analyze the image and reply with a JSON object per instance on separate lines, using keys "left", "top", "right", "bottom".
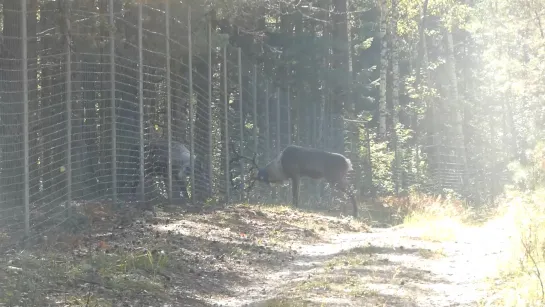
{"left": 211, "top": 207, "right": 509, "bottom": 307}
{"left": 0, "top": 200, "right": 517, "bottom": 306}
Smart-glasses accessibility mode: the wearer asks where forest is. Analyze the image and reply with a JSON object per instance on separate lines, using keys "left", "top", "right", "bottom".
{"left": 0, "top": 0, "right": 545, "bottom": 305}
{"left": 1, "top": 0, "right": 542, "bottom": 211}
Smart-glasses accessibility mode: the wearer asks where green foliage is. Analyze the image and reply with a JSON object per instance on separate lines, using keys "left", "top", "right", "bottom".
{"left": 355, "top": 37, "right": 374, "bottom": 51}
{"left": 396, "top": 0, "right": 423, "bottom": 38}
{"left": 508, "top": 142, "right": 545, "bottom": 191}
{"left": 370, "top": 138, "right": 396, "bottom": 194}
{"left": 5, "top": 0, "right": 543, "bottom": 214}
{"left": 489, "top": 187, "right": 545, "bottom": 306}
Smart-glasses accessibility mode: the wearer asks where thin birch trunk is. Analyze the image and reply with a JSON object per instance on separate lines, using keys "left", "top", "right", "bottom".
{"left": 378, "top": 0, "right": 388, "bottom": 140}
{"left": 391, "top": 0, "right": 401, "bottom": 194}
{"left": 445, "top": 28, "right": 469, "bottom": 194}
{"left": 412, "top": 0, "right": 429, "bottom": 186}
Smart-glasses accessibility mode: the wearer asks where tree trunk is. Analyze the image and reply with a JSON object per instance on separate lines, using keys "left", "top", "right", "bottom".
{"left": 390, "top": 0, "right": 401, "bottom": 194}
{"left": 348, "top": 7, "right": 362, "bottom": 198}
{"left": 445, "top": 28, "right": 468, "bottom": 195}
{"left": 412, "top": 0, "right": 429, "bottom": 187}
{"left": 331, "top": 0, "right": 349, "bottom": 153}
{"left": 378, "top": 0, "right": 389, "bottom": 140}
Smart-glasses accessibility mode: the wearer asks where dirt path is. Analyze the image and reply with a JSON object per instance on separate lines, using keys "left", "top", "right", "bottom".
{"left": 0, "top": 204, "right": 508, "bottom": 307}
{"left": 208, "top": 217, "right": 508, "bottom": 307}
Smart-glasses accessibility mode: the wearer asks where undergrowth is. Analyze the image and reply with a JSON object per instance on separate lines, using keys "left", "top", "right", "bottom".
{"left": 382, "top": 191, "right": 476, "bottom": 242}
{"left": 0, "top": 202, "right": 368, "bottom": 306}
{"left": 482, "top": 188, "right": 545, "bottom": 307}
{"left": 480, "top": 142, "right": 545, "bottom": 306}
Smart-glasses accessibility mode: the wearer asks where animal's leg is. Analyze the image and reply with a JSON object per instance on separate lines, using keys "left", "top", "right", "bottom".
{"left": 132, "top": 174, "right": 155, "bottom": 214}
{"left": 169, "top": 168, "right": 183, "bottom": 202}
{"left": 347, "top": 191, "right": 358, "bottom": 218}
{"left": 179, "top": 167, "right": 191, "bottom": 200}
{"left": 130, "top": 175, "right": 140, "bottom": 196}
{"left": 180, "top": 181, "right": 189, "bottom": 200}
{"left": 292, "top": 176, "right": 300, "bottom": 208}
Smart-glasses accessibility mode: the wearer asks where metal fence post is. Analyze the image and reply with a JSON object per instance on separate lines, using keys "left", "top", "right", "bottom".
{"left": 238, "top": 48, "right": 245, "bottom": 202}
{"left": 223, "top": 47, "right": 230, "bottom": 204}
{"left": 66, "top": 1, "right": 73, "bottom": 209}
{"left": 109, "top": 0, "right": 116, "bottom": 205}
{"left": 264, "top": 81, "right": 271, "bottom": 201}
{"left": 22, "top": 0, "right": 30, "bottom": 237}
{"left": 188, "top": 7, "right": 195, "bottom": 205}
{"left": 276, "top": 87, "right": 281, "bottom": 202}
{"left": 138, "top": 2, "right": 145, "bottom": 201}
{"left": 287, "top": 86, "right": 291, "bottom": 145}
{"left": 276, "top": 88, "right": 281, "bottom": 155}
{"left": 208, "top": 19, "right": 213, "bottom": 197}
{"left": 252, "top": 65, "right": 258, "bottom": 202}
{"left": 252, "top": 65, "right": 258, "bottom": 159}
{"left": 286, "top": 86, "right": 291, "bottom": 202}
{"left": 165, "top": 0, "right": 173, "bottom": 202}
{"left": 294, "top": 90, "right": 299, "bottom": 145}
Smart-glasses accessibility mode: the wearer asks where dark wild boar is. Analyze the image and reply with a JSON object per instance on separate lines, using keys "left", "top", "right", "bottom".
{"left": 131, "top": 139, "right": 195, "bottom": 200}
{"left": 256, "top": 145, "right": 358, "bottom": 217}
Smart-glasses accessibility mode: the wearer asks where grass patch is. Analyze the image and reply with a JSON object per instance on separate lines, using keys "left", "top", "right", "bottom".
{"left": 280, "top": 247, "right": 377, "bottom": 302}
{"left": 482, "top": 188, "right": 545, "bottom": 307}
{"left": 0, "top": 247, "right": 172, "bottom": 306}
{"left": 256, "top": 297, "right": 312, "bottom": 306}
{"left": 418, "top": 248, "right": 446, "bottom": 259}
{"left": 0, "top": 202, "right": 372, "bottom": 306}
{"left": 295, "top": 274, "right": 372, "bottom": 297}
{"left": 323, "top": 247, "right": 373, "bottom": 268}
{"left": 254, "top": 203, "right": 368, "bottom": 231}
{"left": 398, "top": 192, "right": 476, "bottom": 242}
{"left": 403, "top": 212, "right": 466, "bottom": 242}
{"left": 213, "top": 203, "right": 369, "bottom": 246}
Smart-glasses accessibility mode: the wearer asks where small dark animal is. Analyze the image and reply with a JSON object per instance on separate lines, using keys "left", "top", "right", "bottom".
{"left": 256, "top": 145, "right": 358, "bottom": 217}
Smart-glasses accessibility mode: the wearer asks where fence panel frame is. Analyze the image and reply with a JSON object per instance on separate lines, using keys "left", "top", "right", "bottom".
{"left": 223, "top": 47, "right": 230, "bottom": 204}
{"left": 238, "top": 48, "right": 245, "bottom": 201}
{"left": 138, "top": 2, "right": 145, "bottom": 202}
{"left": 188, "top": 7, "right": 195, "bottom": 205}
{"left": 66, "top": 0, "right": 73, "bottom": 209}
{"left": 22, "top": 0, "right": 30, "bottom": 238}
{"left": 208, "top": 18, "right": 214, "bottom": 198}
{"left": 109, "top": 0, "right": 117, "bottom": 205}
{"left": 165, "top": 0, "right": 173, "bottom": 203}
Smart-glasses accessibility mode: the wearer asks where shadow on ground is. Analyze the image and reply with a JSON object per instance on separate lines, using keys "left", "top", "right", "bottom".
{"left": 207, "top": 225, "right": 454, "bottom": 307}
{"left": 282, "top": 246, "right": 450, "bottom": 307}
{"left": 0, "top": 202, "right": 367, "bottom": 307}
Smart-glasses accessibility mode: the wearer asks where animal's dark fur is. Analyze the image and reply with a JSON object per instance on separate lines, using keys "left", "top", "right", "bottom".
{"left": 257, "top": 145, "right": 358, "bottom": 217}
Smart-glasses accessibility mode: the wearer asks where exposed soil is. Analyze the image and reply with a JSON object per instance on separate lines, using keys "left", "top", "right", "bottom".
{"left": 207, "top": 214, "right": 508, "bottom": 307}
{"left": 0, "top": 202, "right": 507, "bottom": 307}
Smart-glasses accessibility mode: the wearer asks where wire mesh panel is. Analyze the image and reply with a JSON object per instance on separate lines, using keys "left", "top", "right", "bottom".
{"left": 30, "top": 1, "right": 73, "bottom": 238}
{"left": 0, "top": 0, "right": 499, "bottom": 253}
{"left": 0, "top": 0, "right": 26, "bottom": 244}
